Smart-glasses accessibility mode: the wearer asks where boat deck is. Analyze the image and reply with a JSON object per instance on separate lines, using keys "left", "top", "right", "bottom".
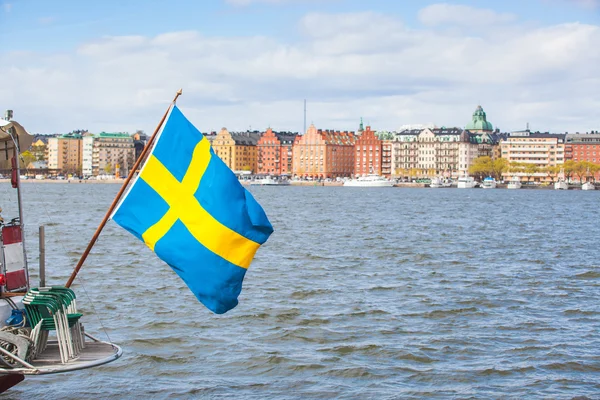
{"left": 1, "top": 337, "right": 121, "bottom": 375}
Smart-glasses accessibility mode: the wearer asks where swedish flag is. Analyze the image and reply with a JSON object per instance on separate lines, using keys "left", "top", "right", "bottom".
{"left": 112, "top": 106, "right": 273, "bottom": 314}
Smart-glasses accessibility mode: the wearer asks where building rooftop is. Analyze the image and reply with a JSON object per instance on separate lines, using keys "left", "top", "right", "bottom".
{"left": 566, "top": 133, "right": 600, "bottom": 142}
{"left": 58, "top": 133, "right": 82, "bottom": 139}
{"left": 96, "top": 132, "right": 131, "bottom": 138}
{"left": 465, "top": 105, "right": 493, "bottom": 132}
{"left": 231, "top": 132, "right": 261, "bottom": 146}
{"left": 504, "top": 131, "right": 566, "bottom": 141}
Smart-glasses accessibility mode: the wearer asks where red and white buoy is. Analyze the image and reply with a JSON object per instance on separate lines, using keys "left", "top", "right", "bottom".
{"left": 1, "top": 224, "right": 27, "bottom": 291}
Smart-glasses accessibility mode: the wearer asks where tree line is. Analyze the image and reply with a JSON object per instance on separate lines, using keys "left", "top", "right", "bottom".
{"left": 468, "top": 156, "right": 599, "bottom": 183}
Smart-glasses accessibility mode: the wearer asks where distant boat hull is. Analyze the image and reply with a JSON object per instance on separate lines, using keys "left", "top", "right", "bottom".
{"left": 507, "top": 177, "right": 521, "bottom": 189}
{"left": 429, "top": 177, "right": 452, "bottom": 188}
{"left": 482, "top": 178, "right": 497, "bottom": 189}
{"left": 250, "top": 177, "right": 290, "bottom": 186}
{"left": 582, "top": 182, "right": 595, "bottom": 190}
{"left": 554, "top": 181, "right": 568, "bottom": 190}
{"left": 457, "top": 177, "right": 476, "bottom": 189}
{"left": 344, "top": 175, "right": 393, "bottom": 187}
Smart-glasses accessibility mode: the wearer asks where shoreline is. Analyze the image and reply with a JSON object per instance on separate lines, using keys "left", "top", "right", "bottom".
{"left": 0, "top": 179, "right": 572, "bottom": 189}
{"left": 0, "top": 178, "right": 125, "bottom": 184}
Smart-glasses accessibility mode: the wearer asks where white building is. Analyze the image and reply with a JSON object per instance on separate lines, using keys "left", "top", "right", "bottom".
{"left": 82, "top": 136, "right": 94, "bottom": 177}
{"left": 46, "top": 138, "right": 59, "bottom": 171}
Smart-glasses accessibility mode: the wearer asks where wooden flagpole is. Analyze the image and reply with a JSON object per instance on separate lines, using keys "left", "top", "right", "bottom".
{"left": 65, "top": 89, "right": 182, "bottom": 288}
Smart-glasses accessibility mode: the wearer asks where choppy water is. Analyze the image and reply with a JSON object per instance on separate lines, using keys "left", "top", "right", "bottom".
{"left": 1, "top": 183, "right": 600, "bottom": 399}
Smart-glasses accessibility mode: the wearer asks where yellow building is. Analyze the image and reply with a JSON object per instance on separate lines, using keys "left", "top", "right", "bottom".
{"left": 31, "top": 139, "right": 46, "bottom": 162}
{"left": 211, "top": 128, "right": 260, "bottom": 173}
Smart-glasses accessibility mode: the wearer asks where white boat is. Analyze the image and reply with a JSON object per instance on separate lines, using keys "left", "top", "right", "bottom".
{"left": 250, "top": 176, "right": 290, "bottom": 186}
{"left": 457, "top": 176, "right": 477, "bottom": 189}
{"left": 0, "top": 118, "right": 121, "bottom": 390}
{"left": 343, "top": 174, "right": 393, "bottom": 187}
{"left": 507, "top": 176, "right": 522, "bottom": 189}
{"left": 481, "top": 177, "right": 497, "bottom": 189}
{"left": 429, "top": 177, "right": 452, "bottom": 188}
{"left": 554, "top": 180, "right": 568, "bottom": 190}
{"left": 582, "top": 182, "right": 595, "bottom": 191}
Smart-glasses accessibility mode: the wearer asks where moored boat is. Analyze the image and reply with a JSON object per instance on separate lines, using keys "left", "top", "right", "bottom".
{"left": 581, "top": 182, "right": 595, "bottom": 191}
{"left": 554, "top": 180, "right": 568, "bottom": 190}
{"left": 343, "top": 174, "right": 393, "bottom": 187}
{"left": 507, "top": 176, "right": 522, "bottom": 189}
{"left": 481, "top": 177, "right": 497, "bottom": 189}
{"left": 429, "top": 177, "right": 452, "bottom": 188}
{"left": 457, "top": 176, "right": 477, "bottom": 189}
{"left": 0, "top": 91, "right": 274, "bottom": 394}
{"left": 0, "top": 117, "right": 121, "bottom": 390}
{"left": 250, "top": 176, "right": 291, "bottom": 186}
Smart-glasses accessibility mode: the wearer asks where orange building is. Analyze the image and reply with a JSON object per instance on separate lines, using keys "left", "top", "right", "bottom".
{"left": 46, "top": 134, "right": 83, "bottom": 175}
{"left": 257, "top": 128, "right": 297, "bottom": 176}
{"left": 565, "top": 133, "right": 600, "bottom": 163}
{"left": 354, "top": 126, "right": 382, "bottom": 176}
{"left": 292, "top": 124, "right": 356, "bottom": 179}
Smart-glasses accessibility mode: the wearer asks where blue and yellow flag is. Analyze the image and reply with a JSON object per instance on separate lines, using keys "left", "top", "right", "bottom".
{"left": 112, "top": 106, "right": 273, "bottom": 314}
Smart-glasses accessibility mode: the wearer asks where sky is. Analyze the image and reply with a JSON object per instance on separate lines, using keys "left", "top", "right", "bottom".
{"left": 0, "top": 0, "right": 599, "bottom": 135}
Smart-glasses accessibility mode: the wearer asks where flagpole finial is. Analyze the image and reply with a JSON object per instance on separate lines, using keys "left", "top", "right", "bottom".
{"left": 173, "top": 89, "right": 183, "bottom": 104}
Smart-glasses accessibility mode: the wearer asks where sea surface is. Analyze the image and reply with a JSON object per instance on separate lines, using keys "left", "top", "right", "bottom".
{"left": 1, "top": 183, "right": 599, "bottom": 399}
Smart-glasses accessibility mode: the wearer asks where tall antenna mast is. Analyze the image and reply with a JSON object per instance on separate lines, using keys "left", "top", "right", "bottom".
{"left": 303, "top": 99, "right": 306, "bottom": 134}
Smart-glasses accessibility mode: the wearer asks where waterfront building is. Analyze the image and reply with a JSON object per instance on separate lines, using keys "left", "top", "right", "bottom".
{"left": 565, "top": 133, "right": 600, "bottom": 163}
{"left": 292, "top": 124, "right": 356, "bottom": 179}
{"left": 461, "top": 130, "right": 506, "bottom": 173}
{"left": 499, "top": 130, "right": 566, "bottom": 182}
{"left": 90, "top": 132, "right": 135, "bottom": 177}
{"left": 381, "top": 140, "right": 393, "bottom": 178}
{"left": 376, "top": 131, "right": 397, "bottom": 178}
{"left": 203, "top": 131, "right": 218, "bottom": 146}
{"left": 26, "top": 161, "right": 48, "bottom": 177}
{"left": 391, "top": 128, "right": 465, "bottom": 178}
{"left": 132, "top": 131, "right": 148, "bottom": 162}
{"left": 46, "top": 133, "right": 83, "bottom": 175}
{"left": 378, "top": 106, "right": 500, "bottom": 179}
{"left": 465, "top": 105, "right": 494, "bottom": 133}
{"left": 390, "top": 129, "right": 419, "bottom": 177}
{"left": 356, "top": 118, "right": 365, "bottom": 137}
{"left": 212, "top": 128, "right": 235, "bottom": 169}
{"left": 354, "top": 126, "right": 382, "bottom": 176}
{"left": 457, "top": 130, "right": 478, "bottom": 177}
{"left": 82, "top": 135, "right": 94, "bottom": 177}
{"left": 386, "top": 127, "right": 501, "bottom": 179}
{"left": 30, "top": 139, "right": 47, "bottom": 162}
{"left": 212, "top": 128, "right": 260, "bottom": 174}
{"left": 256, "top": 128, "right": 297, "bottom": 176}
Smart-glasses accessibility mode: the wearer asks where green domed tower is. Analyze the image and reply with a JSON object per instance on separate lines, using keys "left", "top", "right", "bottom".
{"left": 465, "top": 105, "right": 493, "bottom": 133}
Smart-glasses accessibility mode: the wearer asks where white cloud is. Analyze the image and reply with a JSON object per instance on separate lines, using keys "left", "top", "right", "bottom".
{"left": 0, "top": 7, "right": 598, "bottom": 135}
{"left": 418, "top": 3, "right": 517, "bottom": 26}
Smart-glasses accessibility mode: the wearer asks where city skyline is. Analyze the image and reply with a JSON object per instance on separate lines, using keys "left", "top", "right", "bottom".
{"left": 1, "top": 0, "right": 599, "bottom": 135}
